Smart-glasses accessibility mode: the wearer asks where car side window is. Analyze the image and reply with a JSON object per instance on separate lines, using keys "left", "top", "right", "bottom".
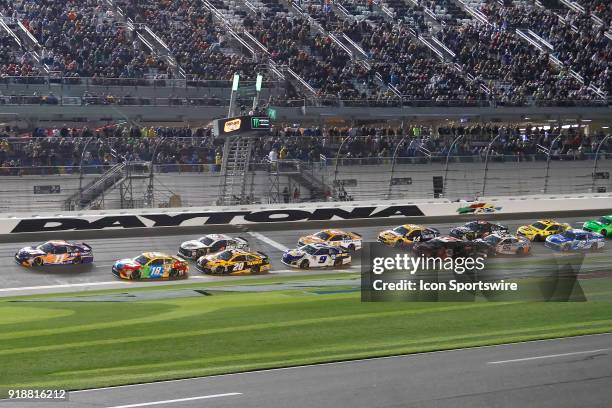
{"left": 149, "top": 259, "right": 163, "bottom": 267}
{"left": 330, "top": 235, "right": 343, "bottom": 241}
{"left": 54, "top": 246, "right": 67, "bottom": 254}
{"left": 408, "top": 230, "right": 420, "bottom": 239}
{"left": 233, "top": 255, "right": 247, "bottom": 262}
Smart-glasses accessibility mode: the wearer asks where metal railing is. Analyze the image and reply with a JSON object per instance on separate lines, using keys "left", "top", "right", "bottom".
{"left": 0, "top": 154, "right": 610, "bottom": 211}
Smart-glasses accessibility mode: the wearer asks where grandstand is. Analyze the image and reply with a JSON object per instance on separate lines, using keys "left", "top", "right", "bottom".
{"left": 0, "top": 0, "right": 609, "bottom": 211}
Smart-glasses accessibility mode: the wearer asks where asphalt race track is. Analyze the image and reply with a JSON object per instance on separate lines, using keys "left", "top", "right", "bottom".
{"left": 1, "top": 216, "right": 611, "bottom": 297}
{"left": 0, "top": 333, "right": 609, "bottom": 408}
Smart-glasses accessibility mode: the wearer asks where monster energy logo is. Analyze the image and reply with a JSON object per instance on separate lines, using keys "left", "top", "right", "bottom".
{"left": 251, "top": 117, "right": 270, "bottom": 130}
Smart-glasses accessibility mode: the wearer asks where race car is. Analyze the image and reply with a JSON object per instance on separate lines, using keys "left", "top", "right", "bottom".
{"left": 377, "top": 224, "right": 440, "bottom": 248}
{"left": 545, "top": 229, "right": 605, "bottom": 251}
{"left": 298, "top": 229, "right": 362, "bottom": 251}
{"left": 178, "top": 234, "right": 248, "bottom": 259}
{"left": 449, "top": 220, "right": 508, "bottom": 240}
{"left": 281, "top": 243, "right": 351, "bottom": 269}
{"left": 516, "top": 219, "right": 571, "bottom": 241}
{"left": 413, "top": 236, "right": 490, "bottom": 258}
{"left": 582, "top": 215, "right": 612, "bottom": 237}
{"left": 112, "top": 252, "right": 188, "bottom": 280}
{"left": 196, "top": 249, "right": 270, "bottom": 275}
{"left": 474, "top": 233, "right": 531, "bottom": 256}
{"left": 456, "top": 202, "right": 501, "bottom": 214}
{"left": 15, "top": 240, "right": 93, "bottom": 267}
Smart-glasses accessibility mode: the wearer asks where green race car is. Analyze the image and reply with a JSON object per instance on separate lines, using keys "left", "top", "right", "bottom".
{"left": 583, "top": 216, "right": 612, "bottom": 237}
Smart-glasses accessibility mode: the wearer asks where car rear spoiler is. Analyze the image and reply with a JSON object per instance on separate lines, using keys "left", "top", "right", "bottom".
{"left": 81, "top": 243, "right": 92, "bottom": 251}
{"left": 351, "top": 232, "right": 362, "bottom": 237}
{"left": 256, "top": 251, "right": 269, "bottom": 259}
{"left": 237, "top": 236, "right": 249, "bottom": 244}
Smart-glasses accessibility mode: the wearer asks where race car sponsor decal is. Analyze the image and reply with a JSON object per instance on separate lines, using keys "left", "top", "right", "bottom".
{"left": 9, "top": 205, "right": 425, "bottom": 233}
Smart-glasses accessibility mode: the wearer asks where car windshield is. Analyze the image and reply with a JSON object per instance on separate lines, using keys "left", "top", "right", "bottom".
{"left": 393, "top": 226, "right": 410, "bottom": 235}
{"left": 532, "top": 222, "right": 547, "bottom": 229}
{"left": 38, "top": 242, "right": 54, "bottom": 252}
{"left": 598, "top": 217, "right": 611, "bottom": 225}
{"left": 562, "top": 231, "right": 575, "bottom": 239}
{"left": 303, "top": 245, "right": 318, "bottom": 255}
{"left": 314, "top": 231, "right": 331, "bottom": 240}
{"left": 484, "top": 235, "right": 502, "bottom": 244}
{"left": 134, "top": 255, "right": 149, "bottom": 265}
{"left": 216, "top": 250, "right": 233, "bottom": 261}
{"left": 199, "top": 237, "right": 214, "bottom": 245}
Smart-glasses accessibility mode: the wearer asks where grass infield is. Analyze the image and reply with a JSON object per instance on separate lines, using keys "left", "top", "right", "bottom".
{"left": 1, "top": 275, "right": 611, "bottom": 395}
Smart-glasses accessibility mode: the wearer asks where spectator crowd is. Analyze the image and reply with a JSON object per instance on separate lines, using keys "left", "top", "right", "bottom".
{"left": 0, "top": 123, "right": 610, "bottom": 174}
{"left": 0, "top": 0, "right": 607, "bottom": 105}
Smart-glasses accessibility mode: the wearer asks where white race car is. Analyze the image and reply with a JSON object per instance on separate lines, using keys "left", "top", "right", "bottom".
{"left": 178, "top": 234, "right": 248, "bottom": 259}
{"left": 281, "top": 244, "right": 352, "bottom": 269}
{"left": 297, "top": 229, "right": 362, "bottom": 251}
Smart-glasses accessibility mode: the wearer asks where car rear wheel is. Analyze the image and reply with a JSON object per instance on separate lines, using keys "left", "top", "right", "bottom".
{"left": 169, "top": 269, "right": 179, "bottom": 278}
{"left": 348, "top": 244, "right": 355, "bottom": 251}
{"left": 130, "top": 270, "right": 141, "bottom": 280}
{"left": 299, "top": 260, "right": 310, "bottom": 269}
{"left": 251, "top": 265, "right": 260, "bottom": 274}
{"left": 333, "top": 258, "right": 342, "bottom": 267}
{"left": 33, "top": 257, "right": 44, "bottom": 266}
{"left": 73, "top": 256, "right": 82, "bottom": 264}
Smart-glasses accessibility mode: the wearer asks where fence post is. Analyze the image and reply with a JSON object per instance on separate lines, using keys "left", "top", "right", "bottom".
{"left": 543, "top": 134, "right": 561, "bottom": 194}
{"left": 481, "top": 134, "right": 500, "bottom": 198}
{"left": 592, "top": 135, "right": 611, "bottom": 192}
{"left": 443, "top": 135, "right": 464, "bottom": 197}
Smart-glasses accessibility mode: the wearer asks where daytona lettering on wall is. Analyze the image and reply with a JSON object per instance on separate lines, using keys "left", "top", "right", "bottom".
{"left": 9, "top": 205, "right": 425, "bottom": 233}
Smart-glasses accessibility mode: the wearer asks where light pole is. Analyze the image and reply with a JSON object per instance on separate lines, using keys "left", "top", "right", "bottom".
{"left": 543, "top": 134, "right": 561, "bottom": 194}
{"left": 333, "top": 134, "right": 356, "bottom": 196}
{"left": 147, "top": 137, "right": 166, "bottom": 207}
{"left": 443, "top": 134, "right": 464, "bottom": 197}
{"left": 591, "top": 134, "right": 611, "bottom": 192}
{"left": 77, "top": 137, "right": 93, "bottom": 210}
{"left": 481, "top": 134, "right": 501, "bottom": 198}
{"left": 387, "top": 135, "right": 412, "bottom": 199}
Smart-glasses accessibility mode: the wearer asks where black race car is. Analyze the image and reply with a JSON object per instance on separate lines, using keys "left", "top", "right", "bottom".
{"left": 412, "top": 236, "right": 492, "bottom": 258}
{"left": 449, "top": 221, "right": 508, "bottom": 241}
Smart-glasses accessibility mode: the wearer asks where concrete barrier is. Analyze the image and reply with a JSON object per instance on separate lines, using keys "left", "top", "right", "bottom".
{"left": 1, "top": 193, "right": 611, "bottom": 242}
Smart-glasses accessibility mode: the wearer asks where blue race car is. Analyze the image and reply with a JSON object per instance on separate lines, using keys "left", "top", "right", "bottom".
{"left": 545, "top": 229, "right": 605, "bottom": 251}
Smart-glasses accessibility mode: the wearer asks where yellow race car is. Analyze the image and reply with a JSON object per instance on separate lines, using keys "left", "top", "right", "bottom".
{"left": 196, "top": 249, "right": 270, "bottom": 275}
{"left": 378, "top": 224, "right": 440, "bottom": 247}
{"left": 297, "top": 229, "right": 362, "bottom": 251}
{"left": 516, "top": 219, "right": 571, "bottom": 241}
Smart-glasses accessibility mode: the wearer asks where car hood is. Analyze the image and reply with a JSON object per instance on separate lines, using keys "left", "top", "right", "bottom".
{"left": 283, "top": 249, "right": 305, "bottom": 261}
{"left": 451, "top": 226, "right": 471, "bottom": 233}
{"left": 546, "top": 234, "right": 571, "bottom": 244}
{"left": 180, "top": 240, "right": 207, "bottom": 249}
{"left": 518, "top": 225, "right": 539, "bottom": 233}
{"left": 17, "top": 246, "right": 45, "bottom": 256}
{"left": 300, "top": 236, "right": 324, "bottom": 244}
{"left": 114, "top": 258, "right": 141, "bottom": 269}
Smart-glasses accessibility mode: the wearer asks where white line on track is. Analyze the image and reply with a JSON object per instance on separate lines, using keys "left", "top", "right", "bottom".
{"left": 247, "top": 231, "right": 290, "bottom": 252}
{"left": 103, "top": 393, "right": 242, "bottom": 408}
{"left": 487, "top": 348, "right": 610, "bottom": 364}
{"left": 0, "top": 281, "right": 127, "bottom": 293}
